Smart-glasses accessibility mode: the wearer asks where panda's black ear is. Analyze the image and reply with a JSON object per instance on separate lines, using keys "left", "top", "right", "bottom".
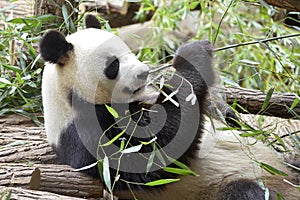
{"left": 85, "top": 14, "right": 102, "bottom": 29}
{"left": 39, "top": 30, "right": 73, "bottom": 66}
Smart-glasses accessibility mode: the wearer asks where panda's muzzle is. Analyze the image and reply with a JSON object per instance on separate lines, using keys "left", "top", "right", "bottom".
{"left": 123, "top": 85, "right": 145, "bottom": 95}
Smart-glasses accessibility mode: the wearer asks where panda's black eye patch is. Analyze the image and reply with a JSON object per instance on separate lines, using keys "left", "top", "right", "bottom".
{"left": 105, "top": 56, "right": 119, "bottom": 80}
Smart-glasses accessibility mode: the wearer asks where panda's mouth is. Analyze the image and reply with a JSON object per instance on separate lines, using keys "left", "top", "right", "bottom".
{"left": 123, "top": 84, "right": 159, "bottom": 104}
{"left": 123, "top": 85, "right": 145, "bottom": 95}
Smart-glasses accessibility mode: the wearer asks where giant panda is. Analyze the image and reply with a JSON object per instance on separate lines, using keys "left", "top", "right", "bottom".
{"left": 39, "top": 15, "right": 299, "bottom": 200}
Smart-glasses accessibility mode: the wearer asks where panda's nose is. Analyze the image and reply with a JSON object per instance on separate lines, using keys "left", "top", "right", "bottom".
{"left": 137, "top": 70, "right": 149, "bottom": 80}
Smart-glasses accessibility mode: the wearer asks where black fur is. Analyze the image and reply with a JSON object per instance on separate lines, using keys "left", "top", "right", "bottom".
{"left": 85, "top": 14, "right": 102, "bottom": 29}
{"left": 39, "top": 30, "right": 73, "bottom": 65}
{"left": 220, "top": 179, "right": 267, "bottom": 200}
{"left": 105, "top": 56, "right": 120, "bottom": 79}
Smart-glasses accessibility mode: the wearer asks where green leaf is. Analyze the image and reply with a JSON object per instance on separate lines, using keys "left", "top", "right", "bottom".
{"left": 36, "top": 14, "right": 56, "bottom": 22}
{"left": 62, "top": 4, "right": 70, "bottom": 30}
{"left": 0, "top": 78, "right": 12, "bottom": 85}
{"left": 73, "top": 161, "right": 98, "bottom": 172}
{"left": 272, "top": 133, "right": 286, "bottom": 148}
{"left": 239, "top": 131, "right": 262, "bottom": 137}
{"left": 97, "top": 160, "right": 104, "bottom": 181}
{"left": 254, "top": 160, "right": 288, "bottom": 176}
{"left": 189, "top": 2, "right": 199, "bottom": 10}
{"left": 155, "top": 146, "right": 166, "bottom": 166}
{"left": 261, "top": 87, "right": 274, "bottom": 111}
{"left": 2, "top": 64, "right": 22, "bottom": 73}
{"left": 105, "top": 104, "right": 119, "bottom": 118}
{"left": 221, "top": 76, "right": 239, "bottom": 87}
{"left": 276, "top": 192, "right": 286, "bottom": 200}
{"left": 146, "top": 150, "right": 155, "bottom": 173}
{"left": 121, "top": 144, "right": 142, "bottom": 154}
{"left": 250, "top": 67, "right": 264, "bottom": 91}
{"left": 103, "top": 156, "right": 112, "bottom": 192}
{"left": 145, "top": 178, "right": 180, "bottom": 186}
{"left": 105, "top": 22, "right": 111, "bottom": 32}
{"left": 140, "top": 136, "right": 157, "bottom": 145}
{"left": 240, "top": 59, "right": 260, "bottom": 66}
{"left": 163, "top": 167, "right": 196, "bottom": 176}
{"left": 5, "top": 190, "right": 12, "bottom": 200}
{"left": 101, "top": 130, "right": 126, "bottom": 147}
{"left": 120, "top": 139, "right": 125, "bottom": 150}
{"left": 290, "top": 96, "right": 300, "bottom": 110}
{"left": 167, "top": 156, "right": 190, "bottom": 170}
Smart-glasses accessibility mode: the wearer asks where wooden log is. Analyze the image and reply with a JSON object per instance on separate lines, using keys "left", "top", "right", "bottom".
{"left": 264, "top": 0, "right": 300, "bottom": 11}
{"left": 79, "top": 0, "right": 146, "bottom": 28}
{"left": 223, "top": 86, "right": 300, "bottom": 119}
{"left": 0, "top": 163, "right": 103, "bottom": 198}
{"left": 0, "top": 126, "right": 56, "bottom": 164}
{"left": 0, "top": 186, "right": 85, "bottom": 200}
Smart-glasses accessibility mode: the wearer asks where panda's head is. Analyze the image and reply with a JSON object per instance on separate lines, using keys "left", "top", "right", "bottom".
{"left": 39, "top": 15, "right": 158, "bottom": 104}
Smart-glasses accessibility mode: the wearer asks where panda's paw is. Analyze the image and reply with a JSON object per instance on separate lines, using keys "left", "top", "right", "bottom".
{"left": 173, "top": 40, "right": 215, "bottom": 94}
{"left": 175, "top": 40, "right": 212, "bottom": 60}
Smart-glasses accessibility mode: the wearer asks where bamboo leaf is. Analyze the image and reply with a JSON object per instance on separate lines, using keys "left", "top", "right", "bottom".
{"left": 261, "top": 87, "right": 274, "bottom": 111}
{"left": 145, "top": 178, "right": 180, "bottom": 186}
{"left": 221, "top": 76, "right": 239, "bottom": 87}
{"left": 121, "top": 144, "right": 142, "bottom": 154}
{"left": 146, "top": 150, "right": 155, "bottom": 173}
{"left": 105, "top": 104, "right": 119, "bottom": 118}
{"left": 159, "top": 76, "right": 165, "bottom": 89}
{"left": 167, "top": 156, "right": 190, "bottom": 170}
{"left": 254, "top": 160, "right": 288, "bottom": 176}
{"left": 2, "top": 64, "right": 22, "bottom": 73}
{"left": 103, "top": 156, "right": 112, "bottom": 192}
{"left": 290, "top": 96, "right": 300, "bottom": 110}
{"left": 120, "top": 139, "right": 125, "bottom": 150}
{"left": 163, "top": 167, "right": 196, "bottom": 176}
{"left": 0, "top": 78, "right": 12, "bottom": 85}
{"left": 189, "top": 2, "right": 200, "bottom": 10}
{"left": 74, "top": 161, "right": 98, "bottom": 172}
{"left": 140, "top": 136, "right": 157, "bottom": 145}
{"left": 155, "top": 147, "right": 166, "bottom": 166}
{"left": 101, "top": 130, "right": 126, "bottom": 147}
{"left": 61, "top": 4, "right": 70, "bottom": 31}
{"left": 250, "top": 67, "right": 264, "bottom": 91}
{"left": 97, "top": 160, "right": 104, "bottom": 181}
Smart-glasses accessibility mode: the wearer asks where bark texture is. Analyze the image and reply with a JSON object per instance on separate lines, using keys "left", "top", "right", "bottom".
{"left": 264, "top": 0, "right": 300, "bottom": 11}
{"left": 0, "top": 163, "right": 103, "bottom": 198}
{"left": 0, "top": 186, "right": 84, "bottom": 200}
{"left": 224, "top": 86, "right": 300, "bottom": 119}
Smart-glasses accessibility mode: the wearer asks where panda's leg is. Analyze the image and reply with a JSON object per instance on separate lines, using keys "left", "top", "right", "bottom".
{"left": 220, "top": 179, "right": 270, "bottom": 200}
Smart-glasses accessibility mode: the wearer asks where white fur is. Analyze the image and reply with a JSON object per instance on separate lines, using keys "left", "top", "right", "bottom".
{"left": 42, "top": 28, "right": 158, "bottom": 146}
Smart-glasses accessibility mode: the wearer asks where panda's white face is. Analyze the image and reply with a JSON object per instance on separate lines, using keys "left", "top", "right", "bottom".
{"left": 42, "top": 28, "right": 158, "bottom": 105}
{"left": 40, "top": 22, "right": 159, "bottom": 145}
